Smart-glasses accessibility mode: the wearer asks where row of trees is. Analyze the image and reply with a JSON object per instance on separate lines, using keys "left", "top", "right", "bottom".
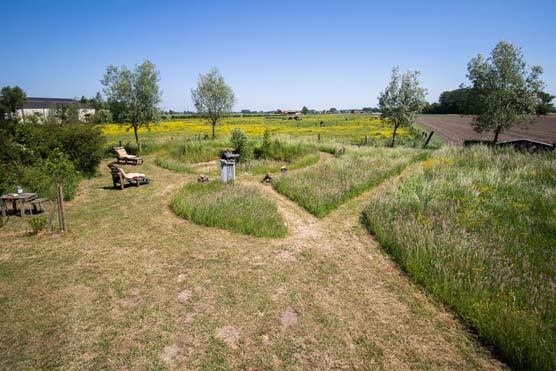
{"left": 379, "top": 41, "right": 550, "bottom": 145}
{"left": 423, "top": 87, "right": 554, "bottom": 115}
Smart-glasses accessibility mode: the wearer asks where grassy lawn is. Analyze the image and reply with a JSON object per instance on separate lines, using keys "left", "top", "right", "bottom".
{"left": 273, "top": 147, "right": 429, "bottom": 217}
{"left": 171, "top": 182, "right": 287, "bottom": 238}
{"left": 362, "top": 146, "right": 556, "bottom": 370}
{"left": 0, "top": 150, "right": 503, "bottom": 370}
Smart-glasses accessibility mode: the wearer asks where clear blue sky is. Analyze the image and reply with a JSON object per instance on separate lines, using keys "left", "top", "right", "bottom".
{"left": 1, "top": 0, "right": 554, "bottom": 111}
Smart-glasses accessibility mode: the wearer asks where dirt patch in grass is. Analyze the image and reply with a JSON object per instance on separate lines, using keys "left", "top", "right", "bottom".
{"left": 281, "top": 308, "right": 298, "bottom": 329}
{"left": 160, "top": 344, "right": 182, "bottom": 365}
{"left": 215, "top": 325, "right": 240, "bottom": 349}
{"left": 177, "top": 289, "right": 192, "bottom": 303}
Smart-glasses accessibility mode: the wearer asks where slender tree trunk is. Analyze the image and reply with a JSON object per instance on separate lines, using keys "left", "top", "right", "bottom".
{"left": 493, "top": 125, "right": 502, "bottom": 144}
{"left": 212, "top": 121, "right": 216, "bottom": 139}
{"left": 133, "top": 125, "right": 140, "bottom": 153}
{"left": 391, "top": 124, "right": 398, "bottom": 147}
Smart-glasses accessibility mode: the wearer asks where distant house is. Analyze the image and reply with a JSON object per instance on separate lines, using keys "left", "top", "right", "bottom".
{"left": 16, "top": 97, "right": 95, "bottom": 122}
{"left": 280, "top": 109, "right": 301, "bottom": 115}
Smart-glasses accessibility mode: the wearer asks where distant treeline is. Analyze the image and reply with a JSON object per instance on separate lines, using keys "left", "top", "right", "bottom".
{"left": 424, "top": 88, "right": 555, "bottom": 115}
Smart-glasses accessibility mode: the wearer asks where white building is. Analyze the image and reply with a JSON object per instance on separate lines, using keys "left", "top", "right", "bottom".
{"left": 16, "top": 97, "right": 95, "bottom": 122}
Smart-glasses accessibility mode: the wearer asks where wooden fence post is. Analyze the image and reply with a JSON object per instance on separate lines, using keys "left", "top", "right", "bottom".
{"left": 317, "top": 133, "right": 321, "bottom": 142}
{"left": 424, "top": 131, "right": 435, "bottom": 148}
{"left": 364, "top": 135, "right": 368, "bottom": 145}
{"left": 56, "top": 184, "right": 66, "bottom": 232}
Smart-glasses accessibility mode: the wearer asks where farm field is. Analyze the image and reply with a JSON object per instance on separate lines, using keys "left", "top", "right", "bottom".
{"left": 0, "top": 148, "right": 505, "bottom": 370}
{"left": 363, "top": 147, "right": 556, "bottom": 370}
{"left": 417, "top": 114, "right": 556, "bottom": 145}
{"left": 100, "top": 114, "right": 420, "bottom": 147}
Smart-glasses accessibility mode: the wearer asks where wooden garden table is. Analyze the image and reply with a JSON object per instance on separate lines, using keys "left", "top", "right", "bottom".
{"left": 1, "top": 193, "right": 37, "bottom": 218}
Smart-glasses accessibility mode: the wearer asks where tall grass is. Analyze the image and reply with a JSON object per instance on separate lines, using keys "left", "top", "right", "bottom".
{"left": 170, "top": 181, "right": 287, "bottom": 238}
{"left": 273, "top": 147, "right": 428, "bottom": 217}
{"left": 237, "top": 152, "right": 320, "bottom": 175}
{"left": 154, "top": 157, "right": 197, "bottom": 174}
{"left": 362, "top": 146, "right": 556, "bottom": 370}
{"left": 160, "top": 140, "right": 226, "bottom": 163}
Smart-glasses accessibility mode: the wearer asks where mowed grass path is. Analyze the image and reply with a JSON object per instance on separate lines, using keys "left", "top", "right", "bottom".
{"left": 0, "top": 155, "right": 505, "bottom": 370}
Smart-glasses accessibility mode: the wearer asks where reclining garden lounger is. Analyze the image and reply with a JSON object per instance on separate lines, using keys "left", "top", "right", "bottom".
{"left": 109, "top": 164, "right": 151, "bottom": 190}
{"left": 113, "top": 146, "right": 144, "bottom": 165}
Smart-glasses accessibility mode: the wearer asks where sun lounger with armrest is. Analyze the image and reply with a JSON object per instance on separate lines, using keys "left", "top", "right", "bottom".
{"left": 108, "top": 164, "right": 150, "bottom": 189}
{"left": 113, "top": 146, "right": 144, "bottom": 165}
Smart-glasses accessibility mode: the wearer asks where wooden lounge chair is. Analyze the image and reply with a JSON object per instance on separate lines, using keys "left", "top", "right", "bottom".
{"left": 109, "top": 165, "right": 150, "bottom": 190}
{"left": 113, "top": 146, "right": 144, "bottom": 165}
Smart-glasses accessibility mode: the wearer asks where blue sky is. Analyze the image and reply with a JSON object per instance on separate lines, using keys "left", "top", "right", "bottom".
{"left": 1, "top": 0, "right": 554, "bottom": 111}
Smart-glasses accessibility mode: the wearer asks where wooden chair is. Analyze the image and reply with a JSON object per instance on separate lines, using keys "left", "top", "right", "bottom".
{"left": 113, "top": 146, "right": 144, "bottom": 165}
{"left": 109, "top": 165, "right": 149, "bottom": 190}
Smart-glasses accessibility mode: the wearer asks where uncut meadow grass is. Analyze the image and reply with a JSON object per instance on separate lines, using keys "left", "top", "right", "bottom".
{"left": 362, "top": 146, "right": 556, "bottom": 370}
{"left": 273, "top": 147, "right": 429, "bottom": 217}
{"left": 170, "top": 181, "right": 287, "bottom": 238}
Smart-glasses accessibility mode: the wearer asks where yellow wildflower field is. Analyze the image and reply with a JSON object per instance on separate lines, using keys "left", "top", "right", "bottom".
{"left": 100, "top": 114, "right": 411, "bottom": 144}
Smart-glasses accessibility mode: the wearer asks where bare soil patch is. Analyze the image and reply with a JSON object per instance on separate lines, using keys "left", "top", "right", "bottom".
{"left": 418, "top": 114, "right": 556, "bottom": 145}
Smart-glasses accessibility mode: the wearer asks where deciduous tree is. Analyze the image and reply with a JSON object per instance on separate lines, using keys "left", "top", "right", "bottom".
{"left": 101, "top": 60, "right": 161, "bottom": 150}
{"left": 467, "top": 41, "right": 544, "bottom": 143}
{"left": 378, "top": 66, "right": 427, "bottom": 146}
{"left": 191, "top": 68, "right": 235, "bottom": 139}
{"left": 536, "top": 91, "right": 554, "bottom": 115}
{"left": 0, "top": 86, "right": 26, "bottom": 131}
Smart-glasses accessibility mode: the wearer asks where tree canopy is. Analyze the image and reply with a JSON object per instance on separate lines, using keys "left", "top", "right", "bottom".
{"left": 536, "top": 91, "right": 555, "bottom": 115}
{"left": 378, "top": 66, "right": 427, "bottom": 146}
{"left": 467, "top": 41, "right": 544, "bottom": 143}
{"left": 0, "top": 86, "right": 26, "bottom": 132}
{"left": 191, "top": 68, "right": 235, "bottom": 139}
{"left": 101, "top": 60, "right": 161, "bottom": 149}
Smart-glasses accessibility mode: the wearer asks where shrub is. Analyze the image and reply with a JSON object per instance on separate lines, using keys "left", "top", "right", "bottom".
{"left": 23, "top": 151, "right": 81, "bottom": 200}
{"left": 57, "top": 124, "right": 105, "bottom": 174}
{"left": 230, "top": 128, "right": 253, "bottom": 162}
{"left": 27, "top": 216, "right": 47, "bottom": 235}
{"left": 259, "top": 129, "right": 273, "bottom": 159}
